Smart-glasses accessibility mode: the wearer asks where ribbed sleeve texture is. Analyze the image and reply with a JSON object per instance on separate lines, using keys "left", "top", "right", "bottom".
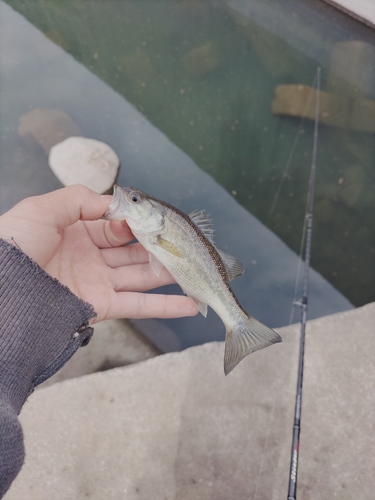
{"left": 0, "top": 239, "right": 97, "bottom": 497}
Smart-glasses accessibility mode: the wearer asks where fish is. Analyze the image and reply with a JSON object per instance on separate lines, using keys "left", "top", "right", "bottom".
{"left": 105, "top": 186, "right": 282, "bottom": 375}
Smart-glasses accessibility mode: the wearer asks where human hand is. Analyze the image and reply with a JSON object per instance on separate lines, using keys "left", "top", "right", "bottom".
{"left": 0, "top": 185, "right": 198, "bottom": 323}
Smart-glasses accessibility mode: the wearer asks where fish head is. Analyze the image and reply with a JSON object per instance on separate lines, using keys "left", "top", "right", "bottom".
{"left": 104, "top": 186, "right": 164, "bottom": 234}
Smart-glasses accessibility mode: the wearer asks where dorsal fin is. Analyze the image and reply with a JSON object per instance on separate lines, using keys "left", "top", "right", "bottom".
{"left": 217, "top": 249, "right": 245, "bottom": 281}
{"left": 188, "top": 210, "right": 243, "bottom": 280}
{"left": 189, "top": 209, "right": 215, "bottom": 245}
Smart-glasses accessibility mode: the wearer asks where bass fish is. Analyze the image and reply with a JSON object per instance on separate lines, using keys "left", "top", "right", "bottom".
{"left": 105, "top": 186, "right": 281, "bottom": 375}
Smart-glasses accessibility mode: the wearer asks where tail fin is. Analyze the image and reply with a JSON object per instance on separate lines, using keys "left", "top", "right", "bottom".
{"left": 224, "top": 316, "right": 282, "bottom": 375}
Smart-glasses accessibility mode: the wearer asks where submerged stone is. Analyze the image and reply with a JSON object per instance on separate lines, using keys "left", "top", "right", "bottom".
{"left": 49, "top": 137, "right": 120, "bottom": 194}
{"left": 17, "top": 108, "right": 82, "bottom": 154}
{"left": 182, "top": 42, "right": 221, "bottom": 77}
{"left": 272, "top": 85, "right": 375, "bottom": 133}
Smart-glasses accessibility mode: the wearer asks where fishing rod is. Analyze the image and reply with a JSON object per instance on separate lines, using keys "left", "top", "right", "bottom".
{"left": 287, "top": 66, "right": 321, "bottom": 500}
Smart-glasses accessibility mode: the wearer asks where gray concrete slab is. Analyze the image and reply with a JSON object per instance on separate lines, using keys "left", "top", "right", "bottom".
{"left": 6, "top": 324, "right": 299, "bottom": 499}
{"left": 299, "top": 302, "right": 375, "bottom": 499}
{"left": 5, "top": 303, "right": 375, "bottom": 499}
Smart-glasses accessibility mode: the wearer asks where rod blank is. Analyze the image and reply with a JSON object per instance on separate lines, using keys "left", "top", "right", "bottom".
{"left": 287, "top": 66, "right": 321, "bottom": 500}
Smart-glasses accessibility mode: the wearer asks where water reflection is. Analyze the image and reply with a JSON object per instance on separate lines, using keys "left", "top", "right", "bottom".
{"left": 2, "top": 0, "right": 372, "bottom": 350}
{"left": 4, "top": 0, "right": 374, "bottom": 307}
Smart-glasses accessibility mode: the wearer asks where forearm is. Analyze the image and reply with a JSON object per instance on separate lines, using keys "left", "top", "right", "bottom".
{"left": 0, "top": 239, "right": 96, "bottom": 497}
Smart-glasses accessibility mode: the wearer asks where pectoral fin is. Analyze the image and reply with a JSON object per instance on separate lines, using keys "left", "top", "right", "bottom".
{"left": 148, "top": 252, "right": 163, "bottom": 277}
{"left": 156, "top": 237, "right": 183, "bottom": 257}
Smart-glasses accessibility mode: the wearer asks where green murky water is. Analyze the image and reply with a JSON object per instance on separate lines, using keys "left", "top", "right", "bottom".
{"left": 2, "top": 0, "right": 375, "bottom": 308}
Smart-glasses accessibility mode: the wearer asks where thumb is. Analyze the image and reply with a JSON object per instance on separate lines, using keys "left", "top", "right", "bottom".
{"left": 10, "top": 185, "right": 111, "bottom": 230}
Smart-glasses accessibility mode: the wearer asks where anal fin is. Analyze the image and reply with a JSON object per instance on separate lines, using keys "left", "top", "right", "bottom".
{"left": 191, "top": 298, "right": 208, "bottom": 318}
{"left": 181, "top": 287, "right": 208, "bottom": 317}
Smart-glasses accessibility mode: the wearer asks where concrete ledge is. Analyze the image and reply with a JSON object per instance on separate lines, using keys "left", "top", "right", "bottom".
{"left": 5, "top": 303, "right": 375, "bottom": 499}
{"left": 322, "top": 0, "right": 375, "bottom": 29}
{"left": 300, "top": 301, "right": 375, "bottom": 497}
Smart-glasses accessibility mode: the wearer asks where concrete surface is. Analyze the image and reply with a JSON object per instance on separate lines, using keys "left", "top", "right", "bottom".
{"left": 5, "top": 303, "right": 375, "bottom": 499}
{"left": 299, "top": 302, "right": 375, "bottom": 499}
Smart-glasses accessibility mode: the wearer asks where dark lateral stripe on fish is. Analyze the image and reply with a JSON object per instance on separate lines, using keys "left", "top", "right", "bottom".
{"left": 141, "top": 190, "right": 248, "bottom": 316}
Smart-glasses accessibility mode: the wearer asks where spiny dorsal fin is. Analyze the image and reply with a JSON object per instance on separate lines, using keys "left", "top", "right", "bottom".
{"left": 189, "top": 209, "right": 215, "bottom": 245}
{"left": 189, "top": 210, "right": 243, "bottom": 280}
{"left": 217, "top": 249, "right": 244, "bottom": 281}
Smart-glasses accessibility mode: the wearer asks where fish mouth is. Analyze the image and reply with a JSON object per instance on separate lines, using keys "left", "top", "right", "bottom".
{"left": 104, "top": 185, "right": 129, "bottom": 220}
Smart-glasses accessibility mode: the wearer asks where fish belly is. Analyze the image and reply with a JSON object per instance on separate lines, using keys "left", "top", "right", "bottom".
{"left": 151, "top": 237, "right": 237, "bottom": 324}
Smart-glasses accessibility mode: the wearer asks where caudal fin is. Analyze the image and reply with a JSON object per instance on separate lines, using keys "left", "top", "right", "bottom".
{"left": 224, "top": 316, "right": 282, "bottom": 375}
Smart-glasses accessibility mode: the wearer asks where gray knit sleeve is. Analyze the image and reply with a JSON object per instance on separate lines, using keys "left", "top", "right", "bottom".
{"left": 0, "top": 239, "right": 97, "bottom": 497}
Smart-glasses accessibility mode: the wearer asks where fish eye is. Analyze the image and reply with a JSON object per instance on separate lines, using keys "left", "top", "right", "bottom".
{"left": 130, "top": 191, "right": 141, "bottom": 203}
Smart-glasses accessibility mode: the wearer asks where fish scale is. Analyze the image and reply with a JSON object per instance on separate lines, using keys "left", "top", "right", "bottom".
{"left": 105, "top": 186, "right": 282, "bottom": 374}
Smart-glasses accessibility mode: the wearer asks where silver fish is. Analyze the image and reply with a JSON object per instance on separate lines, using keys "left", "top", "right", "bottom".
{"left": 105, "top": 186, "right": 281, "bottom": 375}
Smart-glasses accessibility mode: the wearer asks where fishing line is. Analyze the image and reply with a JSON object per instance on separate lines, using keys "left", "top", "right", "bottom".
{"left": 267, "top": 73, "right": 317, "bottom": 224}
{"left": 253, "top": 69, "right": 320, "bottom": 500}
{"left": 268, "top": 73, "right": 318, "bottom": 325}
{"left": 287, "top": 66, "right": 321, "bottom": 500}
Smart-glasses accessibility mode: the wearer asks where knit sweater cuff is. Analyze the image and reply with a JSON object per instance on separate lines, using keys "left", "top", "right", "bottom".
{"left": 0, "top": 239, "right": 96, "bottom": 414}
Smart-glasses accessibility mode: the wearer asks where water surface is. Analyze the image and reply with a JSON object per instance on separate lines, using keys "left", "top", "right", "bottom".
{"left": 1, "top": 0, "right": 374, "bottom": 350}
